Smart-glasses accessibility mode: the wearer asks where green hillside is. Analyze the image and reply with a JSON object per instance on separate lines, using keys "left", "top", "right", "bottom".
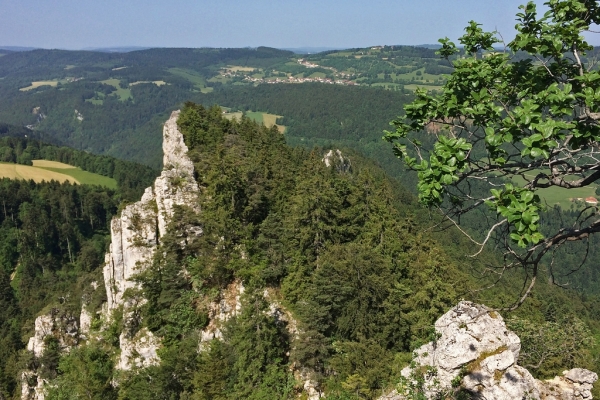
{"left": 0, "top": 46, "right": 451, "bottom": 168}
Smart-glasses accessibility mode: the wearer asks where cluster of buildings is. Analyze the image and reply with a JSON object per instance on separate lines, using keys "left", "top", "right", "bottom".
{"left": 243, "top": 75, "right": 357, "bottom": 86}
{"left": 213, "top": 59, "right": 359, "bottom": 86}
{"left": 572, "top": 196, "right": 599, "bottom": 205}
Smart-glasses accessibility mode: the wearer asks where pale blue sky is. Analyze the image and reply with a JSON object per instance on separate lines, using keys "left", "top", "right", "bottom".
{"left": 1, "top": 0, "right": 597, "bottom": 49}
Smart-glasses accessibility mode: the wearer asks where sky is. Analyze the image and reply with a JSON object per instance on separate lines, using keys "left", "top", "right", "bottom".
{"left": 1, "top": 0, "right": 598, "bottom": 50}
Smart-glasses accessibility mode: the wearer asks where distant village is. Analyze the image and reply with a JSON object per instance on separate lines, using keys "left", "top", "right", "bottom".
{"left": 217, "top": 59, "right": 358, "bottom": 87}
{"left": 243, "top": 75, "right": 358, "bottom": 86}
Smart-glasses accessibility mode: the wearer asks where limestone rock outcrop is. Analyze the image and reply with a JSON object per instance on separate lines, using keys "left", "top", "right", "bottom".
{"left": 101, "top": 110, "right": 200, "bottom": 370}
{"left": 322, "top": 149, "right": 351, "bottom": 172}
{"left": 22, "top": 111, "right": 199, "bottom": 398}
{"left": 22, "top": 310, "right": 80, "bottom": 400}
{"left": 382, "top": 301, "right": 597, "bottom": 400}
{"left": 103, "top": 110, "right": 200, "bottom": 313}
{"left": 200, "top": 280, "right": 245, "bottom": 343}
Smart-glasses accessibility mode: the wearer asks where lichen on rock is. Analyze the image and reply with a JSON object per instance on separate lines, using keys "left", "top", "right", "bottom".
{"left": 381, "top": 301, "right": 597, "bottom": 400}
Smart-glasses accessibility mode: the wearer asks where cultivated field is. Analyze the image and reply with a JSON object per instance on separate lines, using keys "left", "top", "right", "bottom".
{"left": 33, "top": 160, "right": 75, "bottom": 169}
{"left": 0, "top": 160, "right": 117, "bottom": 188}
{"left": 0, "top": 162, "right": 77, "bottom": 183}
{"left": 20, "top": 81, "right": 59, "bottom": 91}
{"left": 226, "top": 65, "right": 257, "bottom": 72}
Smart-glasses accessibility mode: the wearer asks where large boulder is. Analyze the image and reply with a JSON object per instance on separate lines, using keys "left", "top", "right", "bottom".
{"left": 382, "top": 301, "right": 597, "bottom": 400}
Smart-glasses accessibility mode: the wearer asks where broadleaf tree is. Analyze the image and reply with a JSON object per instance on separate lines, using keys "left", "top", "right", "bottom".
{"left": 384, "top": 0, "right": 600, "bottom": 308}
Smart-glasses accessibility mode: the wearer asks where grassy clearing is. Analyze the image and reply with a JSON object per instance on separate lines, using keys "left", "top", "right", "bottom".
{"left": 511, "top": 173, "right": 597, "bottom": 209}
{"left": 308, "top": 72, "right": 327, "bottom": 78}
{"left": 222, "top": 110, "right": 286, "bottom": 133}
{"left": 40, "top": 167, "right": 117, "bottom": 189}
{"left": 129, "top": 80, "right": 167, "bottom": 86}
{"left": 262, "top": 113, "right": 283, "bottom": 128}
{"left": 32, "top": 160, "right": 116, "bottom": 188}
{"left": 99, "top": 78, "right": 132, "bottom": 101}
{"left": 20, "top": 81, "right": 59, "bottom": 91}
{"left": 247, "top": 111, "right": 285, "bottom": 133}
{"left": 245, "top": 111, "right": 264, "bottom": 124}
{"left": 226, "top": 65, "right": 257, "bottom": 72}
{"left": 222, "top": 111, "right": 244, "bottom": 121}
{"left": 168, "top": 68, "right": 207, "bottom": 89}
{"left": 39, "top": 160, "right": 117, "bottom": 187}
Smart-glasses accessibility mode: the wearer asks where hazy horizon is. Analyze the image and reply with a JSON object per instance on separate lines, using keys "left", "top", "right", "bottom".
{"left": 3, "top": 0, "right": 598, "bottom": 50}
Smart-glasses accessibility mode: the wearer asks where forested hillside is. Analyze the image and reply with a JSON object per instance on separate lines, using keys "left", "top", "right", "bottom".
{"left": 0, "top": 138, "right": 161, "bottom": 397}
{"left": 200, "top": 83, "right": 419, "bottom": 189}
{"left": 1, "top": 44, "right": 600, "bottom": 398}
{"left": 0, "top": 180, "right": 118, "bottom": 396}
{"left": 4, "top": 103, "right": 595, "bottom": 400}
{"left": 0, "top": 46, "right": 445, "bottom": 167}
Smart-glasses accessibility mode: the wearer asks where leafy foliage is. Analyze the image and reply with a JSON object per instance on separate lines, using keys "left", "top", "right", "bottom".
{"left": 384, "top": 0, "right": 600, "bottom": 307}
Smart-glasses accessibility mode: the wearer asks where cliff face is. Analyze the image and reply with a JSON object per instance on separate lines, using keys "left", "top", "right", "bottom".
{"left": 382, "top": 301, "right": 598, "bottom": 400}
{"left": 103, "top": 110, "right": 199, "bottom": 314}
{"left": 102, "top": 110, "right": 200, "bottom": 370}
{"left": 22, "top": 311, "right": 80, "bottom": 400}
{"left": 21, "top": 111, "right": 201, "bottom": 399}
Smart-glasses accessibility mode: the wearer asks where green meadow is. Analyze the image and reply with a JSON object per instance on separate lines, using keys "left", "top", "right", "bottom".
{"left": 511, "top": 172, "right": 597, "bottom": 209}
{"left": 168, "top": 68, "right": 210, "bottom": 91}
{"left": 99, "top": 78, "right": 132, "bottom": 101}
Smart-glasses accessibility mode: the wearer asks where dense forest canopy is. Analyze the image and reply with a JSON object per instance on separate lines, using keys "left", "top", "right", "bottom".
{"left": 0, "top": 103, "right": 591, "bottom": 400}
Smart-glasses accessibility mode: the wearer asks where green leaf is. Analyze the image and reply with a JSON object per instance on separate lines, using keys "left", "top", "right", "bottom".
{"left": 530, "top": 147, "right": 542, "bottom": 158}
{"left": 522, "top": 211, "right": 533, "bottom": 225}
{"left": 521, "top": 191, "right": 534, "bottom": 204}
